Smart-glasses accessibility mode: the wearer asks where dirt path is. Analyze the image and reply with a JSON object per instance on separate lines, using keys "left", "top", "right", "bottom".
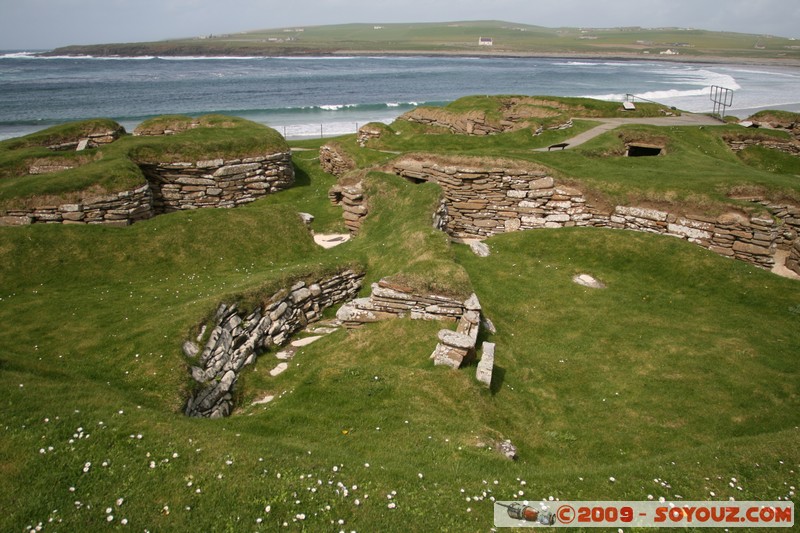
{"left": 536, "top": 113, "right": 725, "bottom": 152}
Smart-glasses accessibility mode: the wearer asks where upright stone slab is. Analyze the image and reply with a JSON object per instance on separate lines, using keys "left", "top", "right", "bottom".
{"left": 476, "top": 342, "right": 495, "bottom": 387}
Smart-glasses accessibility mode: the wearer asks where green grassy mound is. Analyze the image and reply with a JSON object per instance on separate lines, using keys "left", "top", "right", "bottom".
{"left": 0, "top": 116, "right": 287, "bottom": 212}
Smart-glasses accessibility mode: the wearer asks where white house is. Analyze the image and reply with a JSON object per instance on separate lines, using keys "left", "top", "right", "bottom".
{"left": 479, "top": 37, "right": 493, "bottom": 46}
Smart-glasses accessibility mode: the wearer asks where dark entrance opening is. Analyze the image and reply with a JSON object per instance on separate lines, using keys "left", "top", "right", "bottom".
{"left": 627, "top": 144, "right": 664, "bottom": 157}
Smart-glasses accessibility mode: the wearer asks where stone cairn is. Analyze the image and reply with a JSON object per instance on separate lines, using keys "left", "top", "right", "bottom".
{"left": 392, "top": 156, "right": 800, "bottom": 272}
{"left": 184, "top": 269, "right": 364, "bottom": 418}
{"left": 328, "top": 180, "right": 368, "bottom": 234}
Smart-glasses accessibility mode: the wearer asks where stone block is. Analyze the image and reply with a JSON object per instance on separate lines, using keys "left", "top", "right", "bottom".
{"left": 438, "top": 329, "right": 475, "bottom": 350}
{"left": 667, "top": 223, "right": 712, "bottom": 240}
{"left": 732, "top": 241, "right": 771, "bottom": 255}
{"left": 476, "top": 342, "right": 495, "bottom": 387}
{"left": 528, "top": 177, "right": 554, "bottom": 190}
{"left": 615, "top": 206, "right": 668, "bottom": 222}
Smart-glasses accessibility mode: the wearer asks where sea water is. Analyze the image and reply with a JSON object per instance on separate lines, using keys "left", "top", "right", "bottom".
{"left": 1, "top": 52, "right": 799, "bottom": 140}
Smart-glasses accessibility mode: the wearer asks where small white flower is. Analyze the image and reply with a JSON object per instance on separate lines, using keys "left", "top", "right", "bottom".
{"left": 265, "top": 505, "right": 271, "bottom": 513}
{"left": 354, "top": 499, "right": 360, "bottom": 506}
{"left": 121, "top": 518, "right": 128, "bottom": 525}
{"left": 609, "top": 476, "right": 616, "bottom": 483}
{"left": 106, "top": 515, "right": 114, "bottom": 522}
{"left": 418, "top": 473, "right": 423, "bottom": 479}
{"left": 388, "top": 502, "right": 396, "bottom": 509}
{"left": 106, "top": 507, "right": 113, "bottom": 514}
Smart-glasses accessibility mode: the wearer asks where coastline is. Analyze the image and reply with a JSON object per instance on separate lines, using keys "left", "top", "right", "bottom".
{"left": 33, "top": 47, "right": 800, "bottom": 68}
{"left": 324, "top": 49, "right": 800, "bottom": 68}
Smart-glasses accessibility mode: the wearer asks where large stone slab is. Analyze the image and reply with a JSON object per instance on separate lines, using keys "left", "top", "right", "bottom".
{"left": 476, "top": 342, "right": 495, "bottom": 387}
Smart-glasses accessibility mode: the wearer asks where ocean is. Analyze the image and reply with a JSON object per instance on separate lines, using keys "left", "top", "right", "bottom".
{"left": 1, "top": 52, "right": 799, "bottom": 141}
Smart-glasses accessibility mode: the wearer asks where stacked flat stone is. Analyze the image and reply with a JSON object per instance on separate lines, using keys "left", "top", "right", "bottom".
{"left": 1, "top": 152, "right": 294, "bottom": 226}
{"left": 356, "top": 124, "right": 385, "bottom": 147}
{"left": 788, "top": 239, "right": 800, "bottom": 275}
{"left": 0, "top": 185, "right": 153, "bottom": 226}
{"left": 725, "top": 137, "right": 800, "bottom": 156}
{"left": 431, "top": 293, "right": 482, "bottom": 369}
{"left": 319, "top": 143, "right": 356, "bottom": 177}
{"left": 329, "top": 181, "right": 368, "bottom": 234}
{"left": 336, "top": 278, "right": 465, "bottom": 327}
{"left": 46, "top": 127, "right": 125, "bottom": 151}
{"left": 392, "top": 156, "right": 798, "bottom": 272}
{"left": 184, "top": 270, "right": 364, "bottom": 418}
{"left": 140, "top": 153, "right": 293, "bottom": 213}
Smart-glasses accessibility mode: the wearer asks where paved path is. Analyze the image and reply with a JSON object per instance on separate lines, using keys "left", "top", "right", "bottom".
{"left": 536, "top": 114, "right": 725, "bottom": 152}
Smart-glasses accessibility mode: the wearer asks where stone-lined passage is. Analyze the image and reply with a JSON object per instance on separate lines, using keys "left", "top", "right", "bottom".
{"left": 184, "top": 269, "right": 364, "bottom": 418}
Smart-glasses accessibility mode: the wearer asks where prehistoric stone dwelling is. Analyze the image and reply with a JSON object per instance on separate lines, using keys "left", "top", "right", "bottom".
{"left": 0, "top": 118, "right": 294, "bottom": 226}
{"left": 389, "top": 154, "right": 800, "bottom": 275}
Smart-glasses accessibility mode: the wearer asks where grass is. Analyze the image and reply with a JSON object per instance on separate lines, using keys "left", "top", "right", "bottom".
{"left": 0, "top": 116, "right": 288, "bottom": 211}
{"left": 49, "top": 21, "right": 800, "bottom": 61}
{"left": 2, "top": 99, "right": 800, "bottom": 531}
{"left": 527, "top": 124, "right": 800, "bottom": 212}
{"left": 3, "top": 216, "right": 799, "bottom": 531}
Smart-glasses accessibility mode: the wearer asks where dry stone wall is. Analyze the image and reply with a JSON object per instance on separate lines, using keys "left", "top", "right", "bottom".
{"left": 788, "top": 239, "right": 800, "bottom": 275}
{"left": 47, "top": 127, "right": 125, "bottom": 151}
{"left": 184, "top": 269, "right": 364, "bottom": 418}
{"left": 725, "top": 137, "right": 800, "bottom": 157}
{"left": 357, "top": 124, "right": 385, "bottom": 147}
{"left": 1, "top": 151, "right": 294, "bottom": 226}
{"left": 0, "top": 185, "right": 153, "bottom": 226}
{"left": 319, "top": 143, "right": 356, "bottom": 177}
{"left": 336, "top": 278, "right": 466, "bottom": 326}
{"left": 336, "top": 278, "right": 488, "bottom": 371}
{"left": 141, "top": 153, "right": 294, "bottom": 213}
{"left": 393, "top": 156, "right": 799, "bottom": 271}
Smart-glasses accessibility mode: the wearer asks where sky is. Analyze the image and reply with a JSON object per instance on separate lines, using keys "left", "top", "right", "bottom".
{"left": 1, "top": 0, "right": 798, "bottom": 50}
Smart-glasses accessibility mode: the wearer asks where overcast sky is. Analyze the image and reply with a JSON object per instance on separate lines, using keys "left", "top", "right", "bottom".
{"left": 1, "top": 0, "right": 798, "bottom": 50}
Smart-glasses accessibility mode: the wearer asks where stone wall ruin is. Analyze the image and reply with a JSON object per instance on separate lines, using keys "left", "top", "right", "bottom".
{"left": 393, "top": 156, "right": 800, "bottom": 272}
{"left": 184, "top": 269, "right": 364, "bottom": 418}
{"left": 1, "top": 151, "right": 295, "bottom": 226}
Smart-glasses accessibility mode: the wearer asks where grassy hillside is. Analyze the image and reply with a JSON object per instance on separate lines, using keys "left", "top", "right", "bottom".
{"left": 2, "top": 103, "right": 799, "bottom": 531}
{"left": 49, "top": 21, "right": 800, "bottom": 62}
